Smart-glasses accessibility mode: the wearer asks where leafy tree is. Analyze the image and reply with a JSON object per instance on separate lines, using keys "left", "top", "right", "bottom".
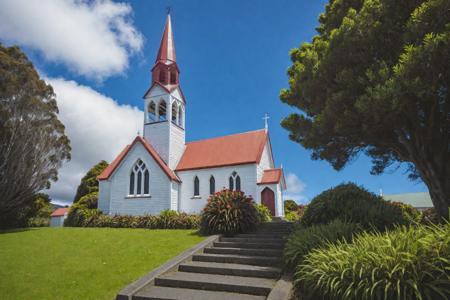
{"left": 280, "top": 0, "right": 450, "bottom": 218}
{"left": 0, "top": 44, "right": 71, "bottom": 227}
{"left": 31, "top": 193, "right": 53, "bottom": 218}
{"left": 73, "top": 160, "right": 108, "bottom": 203}
{"left": 284, "top": 199, "right": 298, "bottom": 212}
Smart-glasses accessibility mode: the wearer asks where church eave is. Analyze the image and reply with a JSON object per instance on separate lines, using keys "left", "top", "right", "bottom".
{"left": 175, "top": 161, "right": 257, "bottom": 172}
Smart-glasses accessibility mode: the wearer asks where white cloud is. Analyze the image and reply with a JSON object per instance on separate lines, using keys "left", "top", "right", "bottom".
{"left": 0, "top": 0, "right": 143, "bottom": 80}
{"left": 46, "top": 78, "right": 142, "bottom": 203}
{"left": 284, "top": 173, "right": 308, "bottom": 204}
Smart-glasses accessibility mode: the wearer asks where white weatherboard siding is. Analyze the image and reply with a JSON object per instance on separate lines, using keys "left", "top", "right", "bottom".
{"left": 107, "top": 142, "right": 172, "bottom": 215}
{"left": 50, "top": 216, "right": 65, "bottom": 227}
{"left": 98, "top": 180, "right": 111, "bottom": 213}
{"left": 276, "top": 183, "right": 284, "bottom": 217}
{"left": 177, "top": 164, "right": 257, "bottom": 214}
{"left": 169, "top": 123, "right": 185, "bottom": 169}
{"left": 257, "top": 141, "right": 274, "bottom": 182}
{"left": 144, "top": 121, "right": 170, "bottom": 163}
{"left": 171, "top": 182, "right": 180, "bottom": 211}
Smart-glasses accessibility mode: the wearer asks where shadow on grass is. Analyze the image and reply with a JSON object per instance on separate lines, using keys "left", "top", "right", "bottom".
{"left": 0, "top": 227, "right": 32, "bottom": 234}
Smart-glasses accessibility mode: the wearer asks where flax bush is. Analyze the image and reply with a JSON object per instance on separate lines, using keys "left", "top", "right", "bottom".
{"left": 296, "top": 222, "right": 450, "bottom": 300}
{"left": 200, "top": 189, "right": 259, "bottom": 235}
{"left": 284, "top": 219, "right": 361, "bottom": 268}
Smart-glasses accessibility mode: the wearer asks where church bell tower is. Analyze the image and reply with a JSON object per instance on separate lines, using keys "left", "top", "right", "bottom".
{"left": 143, "top": 13, "right": 185, "bottom": 170}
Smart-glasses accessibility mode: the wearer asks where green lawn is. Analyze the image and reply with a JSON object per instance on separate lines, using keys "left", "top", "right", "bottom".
{"left": 0, "top": 227, "right": 205, "bottom": 300}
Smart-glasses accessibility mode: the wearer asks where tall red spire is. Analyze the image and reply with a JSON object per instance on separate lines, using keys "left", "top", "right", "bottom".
{"left": 151, "top": 13, "right": 179, "bottom": 87}
{"left": 156, "top": 13, "right": 176, "bottom": 63}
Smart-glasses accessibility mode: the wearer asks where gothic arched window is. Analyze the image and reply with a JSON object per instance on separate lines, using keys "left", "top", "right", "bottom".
{"left": 194, "top": 176, "right": 200, "bottom": 196}
{"left": 229, "top": 171, "right": 241, "bottom": 191}
{"left": 148, "top": 101, "right": 156, "bottom": 122}
{"left": 171, "top": 102, "right": 178, "bottom": 124}
{"left": 209, "top": 176, "right": 215, "bottom": 195}
{"left": 158, "top": 100, "right": 167, "bottom": 121}
{"left": 129, "top": 159, "right": 150, "bottom": 196}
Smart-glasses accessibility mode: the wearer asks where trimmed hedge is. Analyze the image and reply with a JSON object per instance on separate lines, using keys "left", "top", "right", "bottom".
{"left": 64, "top": 208, "right": 200, "bottom": 229}
{"left": 200, "top": 189, "right": 259, "bottom": 235}
{"left": 284, "top": 219, "right": 361, "bottom": 268}
{"left": 296, "top": 222, "right": 450, "bottom": 300}
{"left": 301, "top": 183, "right": 411, "bottom": 230}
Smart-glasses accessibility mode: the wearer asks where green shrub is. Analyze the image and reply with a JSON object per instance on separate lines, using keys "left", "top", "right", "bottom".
{"left": 200, "top": 189, "right": 259, "bottom": 235}
{"left": 256, "top": 204, "right": 272, "bottom": 223}
{"left": 284, "top": 199, "right": 298, "bottom": 212}
{"left": 27, "top": 217, "right": 50, "bottom": 227}
{"left": 387, "top": 201, "right": 421, "bottom": 223}
{"left": 284, "top": 219, "right": 361, "bottom": 268}
{"left": 64, "top": 204, "right": 100, "bottom": 227}
{"left": 285, "top": 211, "right": 301, "bottom": 222}
{"left": 301, "top": 183, "right": 408, "bottom": 230}
{"left": 83, "top": 212, "right": 200, "bottom": 229}
{"left": 296, "top": 222, "right": 450, "bottom": 300}
{"left": 77, "top": 192, "right": 98, "bottom": 209}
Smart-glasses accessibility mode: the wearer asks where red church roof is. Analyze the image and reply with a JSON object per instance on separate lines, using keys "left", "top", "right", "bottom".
{"left": 98, "top": 136, "right": 180, "bottom": 182}
{"left": 51, "top": 208, "right": 69, "bottom": 217}
{"left": 258, "top": 168, "right": 283, "bottom": 185}
{"left": 176, "top": 129, "right": 269, "bottom": 171}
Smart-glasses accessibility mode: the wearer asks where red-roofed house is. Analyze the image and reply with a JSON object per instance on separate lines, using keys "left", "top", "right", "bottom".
{"left": 97, "top": 14, "right": 286, "bottom": 217}
{"left": 50, "top": 208, "right": 69, "bottom": 227}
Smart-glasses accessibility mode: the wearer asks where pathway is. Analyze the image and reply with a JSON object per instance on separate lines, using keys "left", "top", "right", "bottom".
{"left": 132, "top": 221, "right": 293, "bottom": 300}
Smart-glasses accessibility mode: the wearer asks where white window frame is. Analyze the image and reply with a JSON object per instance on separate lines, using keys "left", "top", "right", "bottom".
{"left": 127, "top": 159, "right": 150, "bottom": 197}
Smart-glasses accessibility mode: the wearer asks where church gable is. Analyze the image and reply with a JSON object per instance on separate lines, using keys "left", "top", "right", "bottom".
{"left": 98, "top": 136, "right": 180, "bottom": 182}
{"left": 143, "top": 83, "right": 170, "bottom": 99}
{"left": 170, "top": 86, "right": 185, "bottom": 103}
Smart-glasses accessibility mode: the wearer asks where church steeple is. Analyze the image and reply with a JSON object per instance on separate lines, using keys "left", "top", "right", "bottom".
{"left": 144, "top": 12, "right": 185, "bottom": 170}
{"left": 156, "top": 13, "right": 176, "bottom": 63}
{"left": 152, "top": 13, "right": 179, "bottom": 87}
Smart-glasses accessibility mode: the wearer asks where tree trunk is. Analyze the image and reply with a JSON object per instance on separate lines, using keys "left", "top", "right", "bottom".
{"left": 415, "top": 158, "right": 449, "bottom": 220}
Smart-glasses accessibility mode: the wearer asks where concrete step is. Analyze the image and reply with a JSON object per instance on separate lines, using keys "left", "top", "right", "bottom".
{"left": 193, "top": 253, "right": 282, "bottom": 267}
{"left": 133, "top": 285, "right": 266, "bottom": 300}
{"left": 220, "top": 237, "right": 286, "bottom": 244}
{"left": 178, "top": 261, "right": 282, "bottom": 278}
{"left": 214, "top": 241, "right": 284, "bottom": 249}
{"left": 204, "top": 247, "right": 283, "bottom": 257}
{"left": 235, "top": 233, "right": 286, "bottom": 239}
{"left": 155, "top": 272, "right": 276, "bottom": 296}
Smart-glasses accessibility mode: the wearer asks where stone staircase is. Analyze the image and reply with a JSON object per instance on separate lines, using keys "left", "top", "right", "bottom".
{"left": 133, "top": 221, "right": 293, "bottom": 300}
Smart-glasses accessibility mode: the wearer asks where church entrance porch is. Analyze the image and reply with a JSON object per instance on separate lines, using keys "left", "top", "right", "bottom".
{"left": 261, "top": 187, "right": 275, "bottom": 216}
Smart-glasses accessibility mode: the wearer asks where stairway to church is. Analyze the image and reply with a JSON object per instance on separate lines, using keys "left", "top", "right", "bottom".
{"left": 133, "top": 221, "right": 293, "bottom": 300}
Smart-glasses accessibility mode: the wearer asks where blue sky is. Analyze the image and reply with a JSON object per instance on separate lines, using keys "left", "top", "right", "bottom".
{"left": 0, "top": 0, "right": 427, "bottom": 204}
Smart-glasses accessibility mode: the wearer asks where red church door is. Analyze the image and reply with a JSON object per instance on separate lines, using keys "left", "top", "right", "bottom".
{"left": 261, "top": 187, "right": 275, "bottom": 216}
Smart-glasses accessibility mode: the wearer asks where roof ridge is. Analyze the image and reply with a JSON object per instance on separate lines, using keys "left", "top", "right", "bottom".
{"left": 186, "top": 128, "right": 266, "bottom": 145}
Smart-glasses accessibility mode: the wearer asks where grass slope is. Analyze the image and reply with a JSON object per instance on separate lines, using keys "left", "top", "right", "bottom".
{"left": 0, "top": 227, "right": 204, "bottom": 300}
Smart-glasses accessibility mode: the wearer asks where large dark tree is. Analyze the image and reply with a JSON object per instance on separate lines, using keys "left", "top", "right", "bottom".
{"left": 281, "top": 0, "right": 450, "bottom": 218}
{"left": 0, "top": 44, "right": 71, "bottom": 227}
{"left": 73, "top": 160, "right": 108, "bottom": 203}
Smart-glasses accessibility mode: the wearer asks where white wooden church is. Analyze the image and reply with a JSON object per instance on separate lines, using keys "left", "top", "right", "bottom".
{"left": 98, "top": 14, "right": 286, "bottom": 217}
